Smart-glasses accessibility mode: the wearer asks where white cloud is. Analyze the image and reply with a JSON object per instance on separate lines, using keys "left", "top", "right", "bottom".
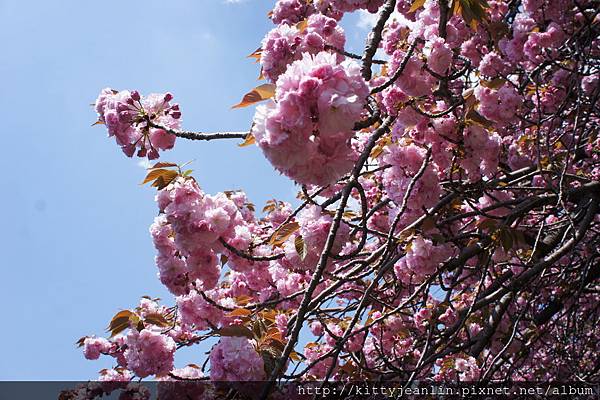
{"left": 224, "top": 0, "right": 247, "bottom": 3}
{"left": 356, "top": 10, "right": 379, "bottom": 30}
{"left": 137, "top": 159, "right": 152, "bottom": 169}
{"left": 356, "top": 8, "right": 407, "bottom": 31}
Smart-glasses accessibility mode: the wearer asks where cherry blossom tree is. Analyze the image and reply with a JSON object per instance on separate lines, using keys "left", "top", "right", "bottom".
{"left": 77, "top": 0, "right": 600, "bottom": 397}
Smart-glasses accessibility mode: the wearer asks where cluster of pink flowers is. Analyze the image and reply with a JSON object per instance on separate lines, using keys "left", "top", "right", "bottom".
{"left": 253, "top": 52, "right": 369, "bottom": 185}
{"left": 270, "top": 0, "right": 314, "bottom": 25}
{"left": 123, "top": 329, "right": 177, "bottom": 378}
{"left": 388, "top": 50, "right": 436, "bottom": 97}
{"left": 209, "top": 337, "right": 266, "bottom": 381}
{"left": 176, "top": 290, "right": 233, "bottom": 331}
{"left": 261, "top": 14, "right": 346, "bottom": 82}
{"left": 322, "top": 0, "right": 384, "bottom": 13}
{"left": 270, "top": 0, "right": 345, "bottom": 25}
{"left": 151, "top": 177, "right": 243, "bottom": 294}
{"left": 282, "top": 205, "right": 350, "bottom": 270}
{"left": 479, "top": 51, "right": 513, "bottom": 78}
{"left": 435, "top": 355, "right": 481, "bottom": 381}
{"left": 82, "top": 0, "right": 600, "bottom": 387}
{"left": 474, "top": 84, "right": 523, "bottom": 126}
{"left": 425, "top": 37, "right": 453, "bottom": 76}
{"left": 83, "top": 337, "right": 112, "bottom": 360}
{"left": 461, "top": 125, "right": 502, "bottom": 179}
{"left": 381, "top": 142, "right": 441, "bottom": 222}
{"left": 95, "top": 88, "right": 180, "bottom": 159}
{"left": 303, "top": 343, "right": 337, "bottom": 378}
{"left": 394, "top": 236, "right": 454, "bottom": 282}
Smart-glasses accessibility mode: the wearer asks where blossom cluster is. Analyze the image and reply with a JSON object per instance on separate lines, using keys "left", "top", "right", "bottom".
{"left": 84, "top": 0, "right": 600, "bottom": 388}
{"left": 253, "top": 52, "right": 369, "bottom": 185}
{"left": 95, "top": 88, "right": 180, "bottom": 159}
{"left": 261, "top": 13, "right": 346, "bottom": 82}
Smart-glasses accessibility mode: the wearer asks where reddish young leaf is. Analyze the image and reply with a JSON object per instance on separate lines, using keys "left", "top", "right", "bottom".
{"left": 232, "top": 84, "right": 276, "bottom": 109}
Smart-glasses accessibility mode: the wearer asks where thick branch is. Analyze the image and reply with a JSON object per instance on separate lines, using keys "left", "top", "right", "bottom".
{"left": 361, "top": 0, "right": 397, "bottom": 80}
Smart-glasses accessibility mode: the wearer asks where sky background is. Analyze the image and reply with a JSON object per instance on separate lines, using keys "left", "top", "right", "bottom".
{"left": 0, "top": 0, "right": 374, "bottom": 380}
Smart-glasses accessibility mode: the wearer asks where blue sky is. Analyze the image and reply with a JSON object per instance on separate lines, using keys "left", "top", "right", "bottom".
{"left": 0, "top": 0, "right": 372, "bottom": 380}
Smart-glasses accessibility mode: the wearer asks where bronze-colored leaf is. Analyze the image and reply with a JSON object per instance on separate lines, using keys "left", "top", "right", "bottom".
{"left": 141, "top": 168, "right": 171, "bottom": 185}
{"left": 262, "top": 200, "right": 276, "bottom": 214}
{"left": 151, "top": 170, "right": 179, "bottom": 190}
{"left": 477, "top": 218, "right": 498, "bottom": 231}
{"left": 248, "top": 47, "right": 262, "bottom": 62}
{"left": 397, "top": 229, "right": 416, "bottom": 243}
{"left": 232, "top": 84, "right": 276, "bottom": 109}
{"left": 340, "top": 361, "right": 357, "bottom": 375}
{"left": 260, "top": 309, "right": 278, "bottom": 323}
{"left": 408, "top": 0, "right": 426, "bottom": 13}
{"left": 499, "top": 228, "right": 513, "bottom": 252}
{"left": 144, "top": 313, "right": 171, "bottom": 327}
{"left": 370, "top": 135, "right": 391, "bottom": 159}
{"left": 252, "top": 318, "right": 268, "bottom": 339}
{"left": 107, "top": 310, "right": 134, "bottom": 337}
{"left": 466, "top": 108, "right": 494, "bottom": 129}
{"left": 294, "top": 235, "right": 308, "bottom": 261}
{"left": 296, "top": 19, "right": 308, "bottom": 33}
{"left": 269, "top": 222, "right": 300, "bottom": 246}
{"left": 264, "top": 327, "right": 284, "bottom": 344}
{"left": 455, "top": 0, "right": 489, "bottom": 30}
{"left": 462, "top": 88, "right": 474, "bottom": 100}
{"left": 148, "top": 162, "right": 178, "bottom": 170}
{"left": 488, "top": 21, "right": 510, "bottom": 46}
{"left": 226, "top": 308, "right": 253, "bottom": 318}
{"left": 238, "top": 133, "right": 256, "bottom": 147}
{"left": 511, "top": 229, "right": 528, "bottom": 249}
{"left": 216, "top": 324, "right": 255, "bottom": 339}
{"left": 480, "top": 78, "right": 507, "bottom": 89}
{"left": 420, "top": 216, "right": 437, "bottom": 232}
{"left": 235, "top": 295, "right": 253, "bottom": 306}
